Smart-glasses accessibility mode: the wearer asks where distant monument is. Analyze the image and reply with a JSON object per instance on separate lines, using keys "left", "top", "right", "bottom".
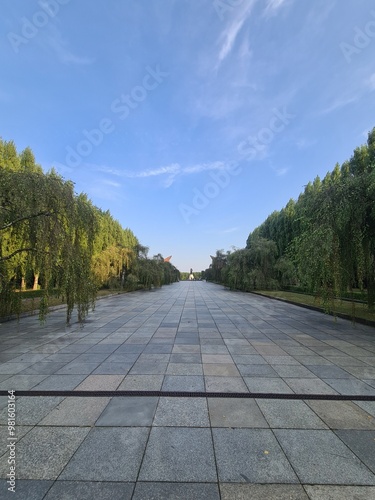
{"left": 188, "top": 268, "right": 195, "bottom": 281}
{"left": 164, "top": 255, "right": 172, "bottom": 262}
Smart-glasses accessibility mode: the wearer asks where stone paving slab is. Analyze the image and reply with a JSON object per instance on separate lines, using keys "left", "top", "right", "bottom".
{"left": 0, "top": 427, "right": 89, "bottom": 480}
{"left": 0, "top": 480, "right": 53, "bottom": 500}
{"left": 138, "top": 427, "right": 217, "bottom": 482}
{"left": 256, "top": 399, "right": 328, "bottom": 429}
{"left": 1, "top": 281, "right": 375, "bottom": 497}
{"left": 306, "top": 400, "right": 375, "bottom": 429}
{"left": 335, "top": 430, "right": 375, "bottom": 473}
{"left": 39, "top": 397, "right": 110, "bottom": 426}
{"left": 59, "top": 427, "right": 149, "bottom": 482}
{"left": 212, "top": 428, "right": 299, "bottom": 483}
{"left": 304, "top": 485, "right": 375, "bottom": 499}
{"left": 132, "top": 482, "right": 220, "bottom": 499}
{"left": 220, "top": 483, "right": 310, "bottom": 499}
{"left": 153, "top": 397, "right": 210, "bottom": 427}
{"left": 96, "top": 396, "right": 157, "bottom": 426}
{"left": 208, "top": 397, "right": 268, "bottom": 428}
{"left": 275, "top": 429, "right": 375, "bottom": 484}
{"left": 43, "top": 481, "right": 135, "bottom": 500}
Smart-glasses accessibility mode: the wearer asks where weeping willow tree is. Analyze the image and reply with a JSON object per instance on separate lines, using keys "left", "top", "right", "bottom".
{"left": 204, "top": 127, "right": 375, "bottom": 315}
{"left": 1, "top": 139, "right": 182, "bottom": 322}
{"left": 91, "top": 210, "right": 139, "bottom": 290}
{"left": 0, "top": 164, "right": 98, "bottom": 322}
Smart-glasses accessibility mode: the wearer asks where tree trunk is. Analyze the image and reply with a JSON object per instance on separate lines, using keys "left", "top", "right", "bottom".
{"left": 20, "top": 276, "right": 26, "bottom": 290}
{"left": 33, "top": 273, "right": 39, "bottom": 291}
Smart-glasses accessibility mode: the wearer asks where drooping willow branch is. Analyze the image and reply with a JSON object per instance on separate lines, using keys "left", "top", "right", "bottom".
{"left": 0, "top": 210, "right": 56, "bottom": 231}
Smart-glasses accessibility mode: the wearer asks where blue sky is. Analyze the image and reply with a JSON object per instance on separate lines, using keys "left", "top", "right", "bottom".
{"left": 1, "top": 0, "right": 375, "bottom": 273}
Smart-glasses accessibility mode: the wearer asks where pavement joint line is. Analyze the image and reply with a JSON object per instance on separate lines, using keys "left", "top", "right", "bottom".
{"left": 1, "top": 390, "right": 375, "bottom": 400}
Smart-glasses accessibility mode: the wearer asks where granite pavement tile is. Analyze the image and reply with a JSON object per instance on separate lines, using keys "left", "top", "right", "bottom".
{"left": 256, "top": 399, "right": 328, "bottom": 429}
{"left": 212, "top": 428, "right": 298, "bottom": 483}
{"left": 306, "top": 400, "right": 375, "bottom": 429}
{"left": 132, "top": 482, "right": 220, "bottom": 499}
{"left": 59, "top": 427, "right": 149, "bottom": 481}
{"left": 95, "top": 397, "right": 158, "bottom": 426}
{"left": 220, "top": 484, "right": 309, "bottom": 499}
{"left": 162, "top": 375, "right": 205, "bottom": 392}
{"left": 208, "top": 398, "right": 268, "bottom": 428}
{"left": 323, "top": 378, "right": 375, "bottom": 395}
{"left": 44, "top": 481, "right": 134, "bottom": 500}
{"left": 335, "top": 430, "right": 375, "bottom": 473}
{"left": 0, "top": 397, "right": 63, "bottom": 426}
{"left": 0, "top": 480, "right": 53, "bottom": 500}
{"left": 205, "top": 376, "right": 248, "bottom": 393}
{"left": 39, "top": 397, "right": 110, "bottom": 426}
{"left": 285, "top": 378, "right": 338, "bottom": 395}
{"left": 0, "top": 427, "right": 89, "bottom": 480}
{"left": 0, "top": 376, "right": 48, "bottom": 391}
{"left": 118, "top": 374, "right": 164, "bottom": 390}
{"left": 244, "top": 377, "right": 293, "bottom": 394}
{"left": 275, "top": 429, "right": 375, "bottom": 484}
{"left": 74, "top": 374, "right": 124, "bottom": 391}
{"left": 304, "top": 485, "right": 375, "bottom": 499}
{"left": 31, "top": 375, "right": 87, "bottom": 391}
{"left": 139, "top": 427, "right": 217, "bottom": 482}
{"left": 166, "top": 363, "right": 203, "bottom": 375}
{"left": 203, "top": 363, "right": 241, "bottom": 377}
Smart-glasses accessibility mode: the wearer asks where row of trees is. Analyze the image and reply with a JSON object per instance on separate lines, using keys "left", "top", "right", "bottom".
{"left": 203, "top": 127, "right": 375, "bottom": 311}
{"left": 0, "top": 139, "right": 179, "bottom": 322}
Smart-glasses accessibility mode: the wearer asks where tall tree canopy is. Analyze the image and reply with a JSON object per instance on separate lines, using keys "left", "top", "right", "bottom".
{"left": 204, "top": 127, "right": 375, "bottom": 312}
{"left": 0, "top": 138, "right": 180, "bottom": 322}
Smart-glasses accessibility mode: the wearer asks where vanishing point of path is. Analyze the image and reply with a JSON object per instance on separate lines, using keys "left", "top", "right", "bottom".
{"left": 1, "top": 281, "right": 375, "bottom": 499}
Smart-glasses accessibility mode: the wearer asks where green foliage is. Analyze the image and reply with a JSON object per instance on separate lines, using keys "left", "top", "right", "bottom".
{"left": 205, "top": 127, "right": 375, "bottom": 315}
{"left": 0, "top": 138, "right": 180, "bottom": 322}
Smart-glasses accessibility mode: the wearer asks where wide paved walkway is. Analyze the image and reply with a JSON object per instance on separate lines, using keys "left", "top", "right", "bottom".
{"left": 1, "top": 281, "right": 375, "bottom": 499}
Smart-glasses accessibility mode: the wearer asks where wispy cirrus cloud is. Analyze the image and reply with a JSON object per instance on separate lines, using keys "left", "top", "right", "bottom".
{"left": 217, "top": 1, "right": 256, "bottom": 66}
{"left": 218, "top": 226, "right": 240, "bottom": 234}
{"left": 263, "top": 0, "right": 291, "bottom": 17}
{"left": 99, "top": 161, "right": 231, "bottom": 188}
{"left": 40, "top": 26, "right": 95, "bottom": 66}
{"left": 318, "top": 95, "right": 358, "bottom": 115}
{"left": 205, "top": 226, "right": 240, "bottom": 236}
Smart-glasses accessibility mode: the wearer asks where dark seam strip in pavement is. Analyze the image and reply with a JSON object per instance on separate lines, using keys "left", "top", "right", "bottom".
{"left": 1, "top": 390, "right": 375, "bottom": 400}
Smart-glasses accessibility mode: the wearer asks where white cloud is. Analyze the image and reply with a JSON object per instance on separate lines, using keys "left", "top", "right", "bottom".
{"left": 116, "top": 161, "right": 231, "bottom": 187}
{"left": 219, "top": 17, "right": 246, "bottom": 62}
{"left": 102, "top": 179, "right": 121, "bottom": 188}
{"left": 263, "top": 0, "right": 290, "bottom": 17}
{"left": 217, "top": 1, "right": 255, "bottom": 65}
{"left": 41, "top": 26, "right": 95, "bottom": 66}
{"left": 220, "top": 226, "right": 239, "bottom": 234}
{"left": 205, "top": 226, "right": 240, "bottom": 236}
{"left": 275, "top": 167, "right": 289, "bottom": 176}
{"left": 131, "top": 164, "right": 181, "bottom": 178}
{"left": 318, "top": 95, "right": 358, "bottom": 115}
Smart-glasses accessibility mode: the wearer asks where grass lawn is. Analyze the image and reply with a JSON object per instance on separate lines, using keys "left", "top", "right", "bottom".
{"left": 254, "top": 290, "right": 375, "bottom": 324}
